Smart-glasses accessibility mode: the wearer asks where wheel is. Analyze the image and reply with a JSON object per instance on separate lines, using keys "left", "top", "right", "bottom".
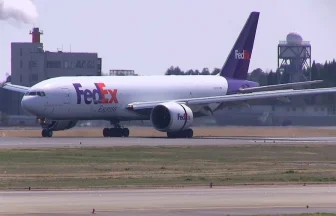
{"left": 42, "top": 129, "right": 53, "bottom": 137}
{"left": 122, "top": 128, "right": 130, "bottom": 137}
{"left": 167, "top": 132, "right": 174, "bottom": 138}
{"left": 116, "top": 128, "right": 123, "bottom": 137}
{"left": 186, "top": 129, "right": 193, "bottom": 138}
{"left": 108, "top": 128, "right": 115, "bottom": 137}
{"left": 103, "top": 128, "right": 109, "bottom": 137}
{"left": 103, "top": 127, "right": 130, "bottom": 137}
{"left": 107, "top": 128, "right": 123, "bottom": 137}
{"left": 168, "top": 131, "right": 180, "bottom": 138}
{"left": 42, "top": 129, "right": 47, "bottom": 137}
{"left": 167, "top": 129, "right": 193, "bottom": 138}
{"left": 47, "top": 130, "right": 53, "bottom": 137}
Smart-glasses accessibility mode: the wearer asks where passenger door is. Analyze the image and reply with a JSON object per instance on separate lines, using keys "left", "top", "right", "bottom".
{"left": 61, "top": 88, "right": 71, "bottom": 104}
{"left": 61, "top": 88, "right": 71, "bottom": 113}
{"left": 43, "top": 92, "right": 54, "bottom": 115}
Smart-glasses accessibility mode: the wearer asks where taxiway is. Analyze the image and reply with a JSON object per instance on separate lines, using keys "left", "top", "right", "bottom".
{"left": 2, "top": 185, "right": 336, "bottom": 215}
{"left": 1, "top": 136, "right": 336, "bottom": 149}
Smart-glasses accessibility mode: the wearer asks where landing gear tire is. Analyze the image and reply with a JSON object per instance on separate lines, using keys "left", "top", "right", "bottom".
{"left": 42, "top": 129, "right": 53, "bottom": 137}
{"left": 122, "top": 128, "right": 130, "bottom": 137}
{"left": 103, "top": 128, "right": 110, "bottom": 137}
{"left": 167, "top": 128, "right": 193, "bottom": 138}
{"left": 102, "top": 127, "right": 130, "bottom": 137}
{"left": 186, "top": 128, "right": 193, "bottom": 138}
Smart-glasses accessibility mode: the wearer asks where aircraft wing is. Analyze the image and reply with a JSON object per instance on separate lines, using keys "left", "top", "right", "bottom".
{"left": 127, "top": 87, "right": 336, "bottom": 111}
{"left": 239, "top": 80, "right": 323, "bottom": 93}
{"left": 1, "top": 83, "right": 30, "bottom": 94}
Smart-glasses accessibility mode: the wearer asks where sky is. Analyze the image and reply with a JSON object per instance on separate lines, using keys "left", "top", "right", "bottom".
{"left": 0, "top": 0, "right": 335, "bottom": 81}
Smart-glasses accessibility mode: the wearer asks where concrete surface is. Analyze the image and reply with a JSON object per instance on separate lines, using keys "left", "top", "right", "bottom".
{"left": 2, "top": 128, "right": 336, "bottom": 215}
{"left": 1, "top": 136, "right": 336, "bottom": 149}
{"left": 3, "top": 126, "right": 336, "bottom": 138}
{"left": 2, "top": 185, "right": 336, "bottom": 215}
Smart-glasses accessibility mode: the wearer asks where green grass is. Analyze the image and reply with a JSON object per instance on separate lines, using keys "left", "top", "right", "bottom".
{"left": 1, "top": 145, "right": 336, "bottom": 189}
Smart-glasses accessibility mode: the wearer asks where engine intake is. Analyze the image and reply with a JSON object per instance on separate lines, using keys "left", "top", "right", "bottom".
{"left": 150, "top": 102, "right": 193, "bottom": 132}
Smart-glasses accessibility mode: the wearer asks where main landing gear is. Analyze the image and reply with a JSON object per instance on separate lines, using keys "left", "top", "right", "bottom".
{"left": 167, "top": 128, "right": 193, "bottom": 138}
{"left": 103, "top": 121, "right": 130, "bottom": 137}
{"left": 103, "top": 127, "right": 129, "bottom": 137}
{"left": 42, "top": 129, "right": 53, "bottom": 137}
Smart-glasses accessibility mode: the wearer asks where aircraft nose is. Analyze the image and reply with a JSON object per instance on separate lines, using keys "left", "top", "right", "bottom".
{"left": 21, "top": 96, "right": 38, "bottom": 115}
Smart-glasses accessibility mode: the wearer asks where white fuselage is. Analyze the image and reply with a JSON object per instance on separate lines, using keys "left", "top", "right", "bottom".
{"left": 21, "top": 75, "right": 229, "bottom": 120}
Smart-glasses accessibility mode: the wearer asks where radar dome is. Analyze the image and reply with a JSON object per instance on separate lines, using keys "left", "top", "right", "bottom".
{"left": 286, "top": 32, "right": 303, "bottom": 45}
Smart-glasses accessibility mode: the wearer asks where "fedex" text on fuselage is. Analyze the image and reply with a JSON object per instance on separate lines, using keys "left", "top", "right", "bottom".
{"left": 73, "top": 83, "right": 119, "bottom": 105}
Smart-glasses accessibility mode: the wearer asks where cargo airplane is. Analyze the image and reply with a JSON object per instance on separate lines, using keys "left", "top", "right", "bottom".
{"left": 2, "top": 11, "right": 336, "bottom": 138}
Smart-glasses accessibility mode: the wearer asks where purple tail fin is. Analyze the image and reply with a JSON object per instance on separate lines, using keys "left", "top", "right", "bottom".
{"left": 219, "top": 11, "right": 259, "bottom": 80}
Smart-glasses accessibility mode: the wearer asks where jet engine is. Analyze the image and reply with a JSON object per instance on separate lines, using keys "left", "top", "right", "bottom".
{"left": 40, "top": 120, "right": 78, "bottom": 131}
{"left": 150, "top": 102, "right": 193, "bottom": 132}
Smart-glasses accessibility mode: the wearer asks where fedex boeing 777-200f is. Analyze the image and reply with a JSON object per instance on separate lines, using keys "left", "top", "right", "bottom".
{"left": 2, "top": 11, "right": 336, "bottom": 138}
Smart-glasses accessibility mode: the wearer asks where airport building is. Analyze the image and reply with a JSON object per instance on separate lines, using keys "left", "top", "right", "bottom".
{"left": 11, "top": 27, "right": 102, "bottom": 87}
{"left": 109, "top": 69, "right": 137, "bottom": 76}
{"left": 0, "top": 27, "right": 102, "bottom": 116}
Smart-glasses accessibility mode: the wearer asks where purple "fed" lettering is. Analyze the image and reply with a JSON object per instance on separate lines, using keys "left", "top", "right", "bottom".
{"left": 73, "top": 83, "right": 118, "bottom": 105}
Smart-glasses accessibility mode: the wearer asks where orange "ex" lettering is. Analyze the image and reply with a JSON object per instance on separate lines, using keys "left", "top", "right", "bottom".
{"left": 108, "top": 89, "right": 118, "bottom": 103}
{"left": 96, "top": 83, "right": 119, "bottom": 104}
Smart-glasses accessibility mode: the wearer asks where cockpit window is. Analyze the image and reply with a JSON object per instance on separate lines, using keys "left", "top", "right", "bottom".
{"left": 25, "top": 91, "right": 46, "bottom": 97}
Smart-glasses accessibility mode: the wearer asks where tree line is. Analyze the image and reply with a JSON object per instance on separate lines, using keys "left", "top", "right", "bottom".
{"left": 247, "top": 59, "right": 336, "bottom": 88}
{"left": 165, "top": 60, "right": 336, "bottom": 106}
{"left": 165, "top": 59, "right": 336, "bottom": 88}
{"left": 165, "top": 66, "right": 221, "bottom": 76}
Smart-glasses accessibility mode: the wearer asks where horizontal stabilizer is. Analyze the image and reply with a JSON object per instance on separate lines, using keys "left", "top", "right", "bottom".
{"left": 2, "top": 83, "right": 30, "bottom": 94}
{"left": 239, "top": 80, "right": 323, "bottom": 93}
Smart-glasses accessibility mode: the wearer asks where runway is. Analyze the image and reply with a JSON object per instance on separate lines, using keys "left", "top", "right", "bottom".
{"left": 2, "top": 185, "right": 336, "bottom": 215}
{"left": 1, "top": 135, "right": 336, "bottom": 215}
{"left": 1, "top": 136, "right": 336, "bottom": 148}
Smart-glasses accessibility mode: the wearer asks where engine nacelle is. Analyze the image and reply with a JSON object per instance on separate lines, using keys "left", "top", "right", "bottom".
{"left": 150, "top": 102, "right": 193, "bottom": 132}
{"left": 42, "top": 120, "right": 78, "bottom": 131}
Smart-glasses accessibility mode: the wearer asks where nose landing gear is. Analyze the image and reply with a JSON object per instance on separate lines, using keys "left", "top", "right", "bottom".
{"left": 42, "top": 129, "right": 53, "bottom": 137}
{"left": 38, "top": 118, "right": 53, "bottom": 138}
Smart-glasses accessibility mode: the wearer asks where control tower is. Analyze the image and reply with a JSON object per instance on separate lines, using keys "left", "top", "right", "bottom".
{"left": 277, "top": 32, "right": 311, "bottom": 83}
